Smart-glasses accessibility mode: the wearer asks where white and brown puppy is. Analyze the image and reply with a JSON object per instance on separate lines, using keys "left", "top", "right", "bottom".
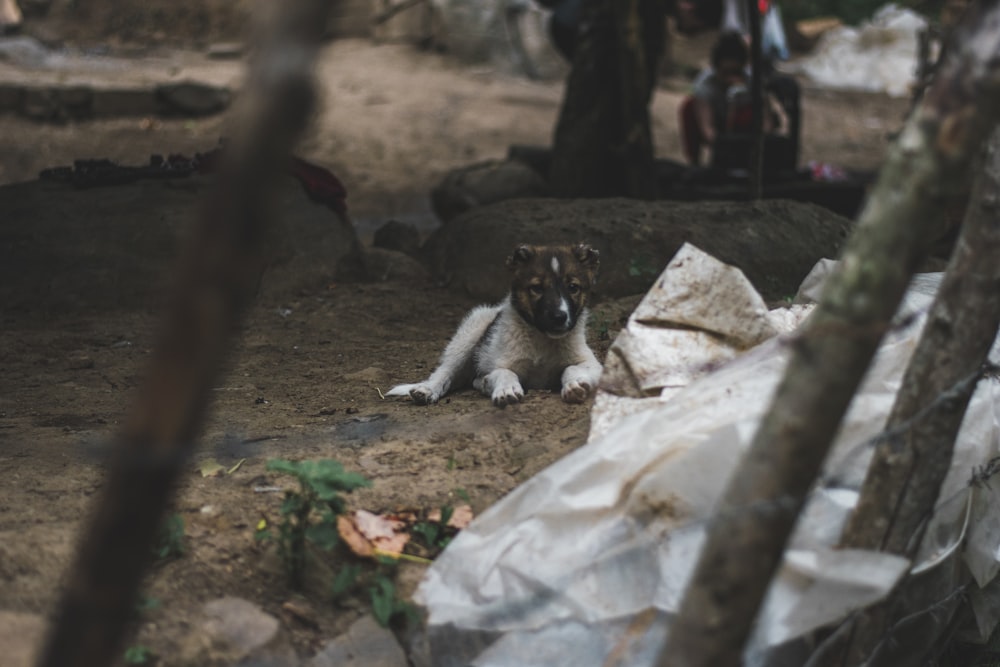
{"left": 387, "top": 243, "right": 603, "bottom": 407}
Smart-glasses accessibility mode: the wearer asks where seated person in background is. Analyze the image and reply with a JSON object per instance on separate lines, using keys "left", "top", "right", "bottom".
{"left": 679, "top": 31, "right": 788, "bottom": 167}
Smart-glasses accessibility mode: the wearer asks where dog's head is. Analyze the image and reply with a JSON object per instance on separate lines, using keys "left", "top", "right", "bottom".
{"left": 507, "top": 243, "right": 600, "bottom": 338}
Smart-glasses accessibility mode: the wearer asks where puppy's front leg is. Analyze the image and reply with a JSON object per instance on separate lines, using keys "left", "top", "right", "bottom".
{"left": 475, "top": 368, "right": 524, "bottom": 407}
{"left": 561, "top": 357, "right": 602, "bottom": 404}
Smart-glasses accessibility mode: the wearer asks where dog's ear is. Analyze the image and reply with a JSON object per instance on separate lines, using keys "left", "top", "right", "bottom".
{"left": 507, "top": 244, "right": 535, "bottom": 269}
{"left": 574, "top": 243, "right": 600, "bottom": 269}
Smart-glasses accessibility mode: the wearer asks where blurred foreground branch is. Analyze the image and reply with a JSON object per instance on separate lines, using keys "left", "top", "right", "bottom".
{"left": 807, "top": 125, "right": 1000, "bottom": 667}
{"left": 35, "top": 2, "right": 334, "bottom": 666}
{"left": 657, "top": 4, "right": 1000, "bottom": 666}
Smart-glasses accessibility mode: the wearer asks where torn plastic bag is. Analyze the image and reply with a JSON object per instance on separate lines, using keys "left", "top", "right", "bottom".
{"left": 416, "top": 244, "right": 1000, "bottom": 666}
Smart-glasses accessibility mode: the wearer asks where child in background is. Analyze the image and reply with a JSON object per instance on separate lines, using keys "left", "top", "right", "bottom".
{"left": 679, "top": 31, "right": 787, "bottom": 166}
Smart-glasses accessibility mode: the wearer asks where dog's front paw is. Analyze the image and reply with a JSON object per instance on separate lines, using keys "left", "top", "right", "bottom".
{"left": 492, "top": 383, "right": 524, "bottom": 408}
{"left": 561, "top": 379, "right": 593, "bottom": 404}
{"left": 409, "top": 384, "right": 440, "bottom": 405}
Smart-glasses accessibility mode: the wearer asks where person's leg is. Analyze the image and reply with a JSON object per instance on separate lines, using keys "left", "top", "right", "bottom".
{"left": 767, "top": 75, "right": 801, "bottom": 165}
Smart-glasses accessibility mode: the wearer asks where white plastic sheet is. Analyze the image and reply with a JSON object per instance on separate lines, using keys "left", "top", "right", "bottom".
{"left": 785, "top": 4, "right": 928, "bottom": 97}
{"left": 417, "top": 244, "right": 1000, "bottom": 665}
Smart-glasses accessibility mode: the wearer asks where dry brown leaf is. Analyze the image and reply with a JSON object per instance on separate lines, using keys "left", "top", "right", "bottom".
{"left": 197, "top": 458, "right": 226, "bottom": 478}
{"left": 448, "top": 504, "right": 474, "bottom": 529}
{"left": 337, "top": 514, "right": 373, "bottom": 558}
{"left": 372, "top": 531, "right": 410, "bottom": 557}
{"left": 354, "top": 509, "right": 405, "bottom": 540}
{"left": 428, "top": 504, "right": 474, "bottom": 529}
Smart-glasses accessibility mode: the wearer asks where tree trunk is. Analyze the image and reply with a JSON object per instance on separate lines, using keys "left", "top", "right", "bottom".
{"left": 34, "top": 3, "right": 333, "bottom": 666}
{"left": 548, "top": 0, "right": 664, "bottom": 199}
{"left": 806, "top": 125, "right": 1000, "bottom": 667}
{"left": 655, "top": 5, "right": 1000, "bottom": 666}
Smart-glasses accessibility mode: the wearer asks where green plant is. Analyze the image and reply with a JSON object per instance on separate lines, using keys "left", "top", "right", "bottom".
{"left": 258, "top": 458, "right": 370, "bottom": 588}
{"left": 370, "top": 569, "right": 419, "bottom": 628}
{"left": 331, "top": 563, "right": 364, "bottom": 599}
{"left": 152, "top": 513, "right": 185, "bottom": 561}
{"left": 331, "top": 559, "right": 417, "bottom": 629}
{"left": 124, "top": 644, "right": 154, "bottom": 665}
{"left": 412, "top": 505, "right": 454, "bottom": 551}
{"left": 134, "top": 594, "right": 161, "bottom": 614}
{"left": 627, "top": 255, "right": 658, "bottom": 280}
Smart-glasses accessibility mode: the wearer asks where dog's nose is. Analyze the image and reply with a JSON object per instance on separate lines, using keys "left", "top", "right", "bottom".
{"left": 551, "top": 310, "right": 568, "bottom": 325}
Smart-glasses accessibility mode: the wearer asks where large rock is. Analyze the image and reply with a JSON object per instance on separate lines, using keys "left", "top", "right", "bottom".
{"left": 308, "top": 614, "right": 408, "bottom": 667}
{"left": 431, "top": 159, "right": 549, "bottom": 224}
{"left": 0, "top": 174, "right": 362, "bottom": 315}
{"left": 177, "top": 596, "right": 297, "bottom": 666}
{"left": 423, "top": 198, "right": 852, "bottom": 302}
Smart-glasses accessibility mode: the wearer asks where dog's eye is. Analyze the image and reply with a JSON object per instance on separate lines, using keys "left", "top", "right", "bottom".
{"left": 567, "top": 282, "right": 580, "bottom": 295}
{"left": 529, "top": 284, "right": 544, "bottom": 295}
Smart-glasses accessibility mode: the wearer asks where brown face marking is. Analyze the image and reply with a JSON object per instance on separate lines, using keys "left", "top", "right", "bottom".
{"left": 506, "top": 243, "right": 600, "bottom": 336}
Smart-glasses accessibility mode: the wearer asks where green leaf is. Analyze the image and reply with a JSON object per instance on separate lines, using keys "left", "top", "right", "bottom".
{"left": 134, "top": 595, "right": 161, "bottom": 613}
{"left": 454, "top": 487, "right": 471, "bottom": 503}
{"left": 280, "top": 494, "right": 306, "bottom": 516}
{"left": 305, "top": 521, "right": 339, "bottom": 551}
{"left": 152, "top": 513, "right": 185, "bottom": 561}
{"left": 331, "top": 564, "right": 362, "bottom": 598}
{"left": 440, "top": 505, "right": 454, "bottom": 528}
{"left": 411, "top": 521, "right": 440, "bottom": 547}
{"left": 370, "top": 576, "right": 397, "bottom": 628}
{"left": 124, "top": 645, "right": 154, "bottom": 665}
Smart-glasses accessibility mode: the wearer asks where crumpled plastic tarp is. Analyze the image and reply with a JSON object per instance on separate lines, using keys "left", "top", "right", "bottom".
{"left": 415, "top": 244, "right": 1000, "bottom": 666}
{"left": 784, "top": 4, "right": 928, "bottom": 97}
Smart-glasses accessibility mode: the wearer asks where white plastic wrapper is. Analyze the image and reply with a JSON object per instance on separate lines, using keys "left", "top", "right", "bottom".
{"left": 784, "top": 4, "right": 928, "bottom": 97}
{"left": 416, "top": 244, "right": 1000, "bottom": 665}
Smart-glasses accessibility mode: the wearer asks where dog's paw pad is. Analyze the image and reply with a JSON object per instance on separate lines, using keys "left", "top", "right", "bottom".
{"left": 409, "top": 385, "right": 438, "bottom": 405}
{"left": 561, "top": 380, "right": 592, "bottom": 404}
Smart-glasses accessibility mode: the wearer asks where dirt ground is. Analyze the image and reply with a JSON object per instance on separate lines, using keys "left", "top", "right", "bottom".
{"left": 0, "top": 11, "right": 913, "bottom": 666}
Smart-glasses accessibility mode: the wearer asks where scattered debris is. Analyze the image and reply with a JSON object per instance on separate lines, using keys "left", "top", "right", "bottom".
{"left": 197, "top": 458, "right": 226, "bottom": 478}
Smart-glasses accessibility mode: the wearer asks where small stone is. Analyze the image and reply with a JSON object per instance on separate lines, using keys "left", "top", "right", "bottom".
{"left": 155, "top": 81, "right": 231, "bottom": 116}
{"left": 308, "top": 614, "right": 408, "bottom": 667}
{"left": 373, "top": 220, "right": 420, "bottom": 256}
{"left": 281, "top": 597, "right": 319, "bottom": 629}
{"left": 202, "top": 596, "right": 280, "bottom": 655}
{"left": 360, "top": 247, "right": 429, "bottom": 283}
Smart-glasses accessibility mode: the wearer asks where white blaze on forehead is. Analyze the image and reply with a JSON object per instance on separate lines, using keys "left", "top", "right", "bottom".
{"left": 551, "top": 256, "right": 560, "bottom": 274}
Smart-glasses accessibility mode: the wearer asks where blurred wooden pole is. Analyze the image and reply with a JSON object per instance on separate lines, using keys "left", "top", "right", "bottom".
{"left": 35, "top": 2, "right": 335, "bottom": 666}
{"left": 748, "top": 0, "right": 764, "bottom": 199}
{"left": 656, "top": 4, "right": 1000, "bottom": 666}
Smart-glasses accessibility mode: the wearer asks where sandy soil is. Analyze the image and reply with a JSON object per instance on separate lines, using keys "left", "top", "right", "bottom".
{"left": 0, "top": 25, "right": 912, "bottom": 667}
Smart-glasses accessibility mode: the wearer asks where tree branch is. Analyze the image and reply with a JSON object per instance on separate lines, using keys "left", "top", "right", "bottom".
{"left": 34, "top": 3, "right": 334, "bottom": 666}
{"left": 807, "top": 124, "right": 1000, "bottom": 667}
